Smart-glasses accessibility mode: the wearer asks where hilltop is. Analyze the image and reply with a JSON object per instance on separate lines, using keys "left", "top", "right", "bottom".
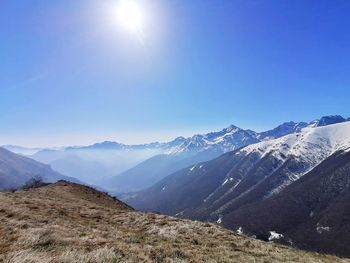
{"left": 0, "top": 181, "right": 346, "bottom": 263}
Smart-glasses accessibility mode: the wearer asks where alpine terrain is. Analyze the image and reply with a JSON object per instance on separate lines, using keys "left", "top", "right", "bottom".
{"left": 126, "top": 121, "right": 350, "bottom": 256}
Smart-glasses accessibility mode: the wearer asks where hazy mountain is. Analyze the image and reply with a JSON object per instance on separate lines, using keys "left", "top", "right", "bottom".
{"left": 106, "top": 125, "right": 261, "bottom": 193}
{"left": 222, "top": 149, "right": 350, "bottom": 257}
{"left": 0, "top": 147, "right": 79, "bottom": 190}
{"left": 27, "top": 137, "right": 186, "bottom": 186}
{"left": 0, "top": 181, "right": 344, "bottom": 262}
{"left": 126, "top": 122, "right": 350, "bottom": 227}
{"left": 2, "top": 145, "right": 43, "bottom": 156}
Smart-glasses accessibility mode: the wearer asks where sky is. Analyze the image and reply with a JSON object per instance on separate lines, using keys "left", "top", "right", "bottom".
{"left": 1, "top": 0, "right": 350, "bottom": 147}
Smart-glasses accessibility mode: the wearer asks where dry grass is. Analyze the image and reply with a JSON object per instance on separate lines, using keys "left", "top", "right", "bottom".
{"left": 0, "top": 181, "right": 348, "bottom": 263}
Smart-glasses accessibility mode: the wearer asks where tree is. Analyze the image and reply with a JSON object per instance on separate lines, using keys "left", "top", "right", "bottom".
{"left": 22, "top": 176, "right": 48, "bottom": 190}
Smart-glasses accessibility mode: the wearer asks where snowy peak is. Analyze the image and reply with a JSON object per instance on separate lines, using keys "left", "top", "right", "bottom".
{"left": 243, "top": 121, "right": 350, "bottom": 173}
{"left": 171, "top": 125, "right": 259, "bottom": 154}
{"left": 310, "top": 115, "right": 346, "bottom": 127}
{"left": 169, "top": 116, "right": 349, "bottom": 156}
{"left": 257, "top": 121, "right": 308, "bottom": 140}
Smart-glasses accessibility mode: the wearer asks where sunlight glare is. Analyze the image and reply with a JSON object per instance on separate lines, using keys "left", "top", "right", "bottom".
{"left": 117, "top": 0, "right": 144, "bottom": 32}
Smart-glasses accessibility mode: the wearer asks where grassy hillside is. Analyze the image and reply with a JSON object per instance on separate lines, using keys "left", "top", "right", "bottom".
{"left": 0, "top": 181, "right": 347, "bottom": 263}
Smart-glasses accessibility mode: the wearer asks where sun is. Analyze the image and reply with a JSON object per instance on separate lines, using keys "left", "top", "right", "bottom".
{"left": 117, "top": 0, "right": 144, "bottom": 32}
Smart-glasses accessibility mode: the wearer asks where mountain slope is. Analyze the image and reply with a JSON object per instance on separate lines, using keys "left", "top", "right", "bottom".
{"left": 0, "top": 147, "right": 78, "bottom": 190}
{"left": 0, "top": 181, "right": 345, "bottom": 263}
{"left": 222, "top": 149, "right": 350, "bottom": 257}
{"left": 127, "top": 122, "right": 350, "bottom": 223}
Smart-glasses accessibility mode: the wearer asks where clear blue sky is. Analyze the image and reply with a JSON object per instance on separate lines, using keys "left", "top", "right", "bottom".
{"left": 1, "top": 0, "right": 350, "bottom": 147}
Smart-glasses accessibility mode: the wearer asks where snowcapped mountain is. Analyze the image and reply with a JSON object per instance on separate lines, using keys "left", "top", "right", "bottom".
{"left": 309, "top": 115, "right": 346, "bottom": 127}
{"left": 168, "top": 116, "right": 346, "bottom": 156}
{"left": 105, "top": 115, "right": 348, "bottom": 193}
{"left": 257, "top": 121, "right": 308, "bottom": 140}
{"left": 170, "top": 125, "right": 260, "bottom": 155}
{"left": 239, "top": 121, "right": 350, "bottom": 193}
{"left": 72, "top": 137, "right": 187, "bottom": 151}
{"left": 126, "top": 121, "right": 350, "bottom": 226}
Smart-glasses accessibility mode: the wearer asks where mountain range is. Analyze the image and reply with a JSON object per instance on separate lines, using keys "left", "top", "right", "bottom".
{"left": 3, "top": 115, "right": 348, "bottom": 193}
{"left": 126, "top": 120, "right": 350, "bottom": 256}
{"left": 105, "top": 115, "right": 348, "bottom": 193}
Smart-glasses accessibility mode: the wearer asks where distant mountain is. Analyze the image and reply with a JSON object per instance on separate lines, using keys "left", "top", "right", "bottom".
{"left": 222, "top": 149, "right": 350, "bottom": 257}
{"left": 109, "top": 115, "right": 346, "bottom": 193}
{"left": 169, "top": 125, "right": 260, "bottom": 155}
{"left": 310, "top": 115, "right": 346, "bottom": 127}
{"left": 0, "top": 147, "right": 79, "bottom": 190}
{"left": 107, "top": 125, "right": 261, "bottom": 193}
{"left": 27, "top": 137, "right": 186, "bottom": 186}
{"left": 257, "top": 121, "right": 308, "bottom": 140}
{"left": 126, "top": 122, "right": 350, "bottom": 227}
{"left": 2, "top": 145, "right": 43, "bottom": 155}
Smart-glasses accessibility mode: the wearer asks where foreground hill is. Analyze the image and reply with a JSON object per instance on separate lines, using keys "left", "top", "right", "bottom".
{"left": 0, "top": 181, "right": 345, "bottom": 263}
{"left": 0, "top": 147, "right": 78, "bottom": 190}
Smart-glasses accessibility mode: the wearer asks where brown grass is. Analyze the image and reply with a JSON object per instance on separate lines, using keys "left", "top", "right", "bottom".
{"left": 0, "top": 181, "right": 348, "bottom": 263}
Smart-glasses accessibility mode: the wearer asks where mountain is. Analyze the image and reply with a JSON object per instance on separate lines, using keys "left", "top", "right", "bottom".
{"left": 126, "top": 122, "right": 350, "bottom": 226}
{"left": 28, "top": 137, "right": 186, "bottom": 186}
{"left": 109, "top": 116, "right": 346, "bottom": 193}
{"left": 0, "top": 147, "right": 79, "bottom": 190}
{"left": 257, "top": 121, "right": 308, "bottom": 140}
{"left": 170, "top": 125, "right": 260, "bottom": 154}
{"left": 2, "top": 145, "right": 43, "bottom": 156}
{"left": 104, "top": 149, "right": 222, "bottom": 193}
{"left": 310, "top": 115, "right": 346, "bottom": 127}
{"left": 106, "top": 125, "right": 261, "bottom": 193}
{"left": 0, "top": 181, "right": 344, "bottom": 262}
{"left": 222, "top": 149, "right": 350, "bottom": 257}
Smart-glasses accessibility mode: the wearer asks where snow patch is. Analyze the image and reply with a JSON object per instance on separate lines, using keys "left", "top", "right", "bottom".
{"left": 222, "top": 177, "right": 234, "bottom": 186}
{"left": 317, "top": 225, "right": 330, "bottom": 234}
{"left": 268, "top": 231, "right": 283, "bottom": 241}
{"left": 236, "top": 227, "right": 243, "bottom": 235}
{"left": 217, "top": 216, "right": 223, "bottom": 224}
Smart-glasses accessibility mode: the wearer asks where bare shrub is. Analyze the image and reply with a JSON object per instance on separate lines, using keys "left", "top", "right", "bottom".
{"left": 22, "top": 176, "right": 49, "bottom": 190}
